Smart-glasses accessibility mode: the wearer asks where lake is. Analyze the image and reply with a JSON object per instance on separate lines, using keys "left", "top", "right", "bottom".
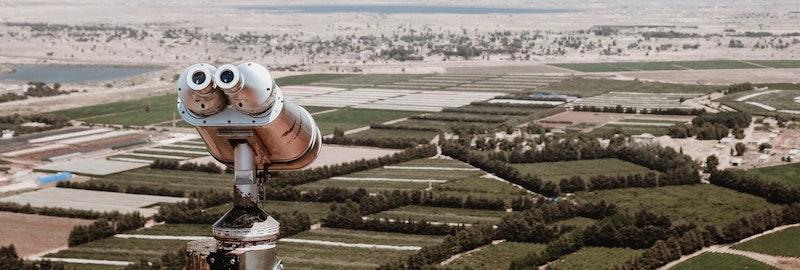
{"left": 0, "top": 64, "right": 159, "bottom": 84}
{"left": 240, "top": 4, "right": 575, "bottom": 14}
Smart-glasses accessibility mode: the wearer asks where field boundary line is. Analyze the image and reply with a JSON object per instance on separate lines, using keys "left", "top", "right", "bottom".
{"left": 736, "top": 90, "right": 782, "bottom": 102}
{"left": 311, "top": 108, "right": 339, "bottom": 115}
{"left": 740, "top": 61, "right": 774, "bottom": 69}
{"left": 440, "top": 239, "right": 506, "bottom": 265}
{"left": 115, "top": 234, "right": 212, "bottom": 241}
{"left": 659, "top": 223, "right": 800, "bottom": 269}
{"left": 278, "top": 238, "right": 421, "bottom": 251}
{"left": 383, "top": 166, "right": 481, "bottom": 171}
{"left": 29, "top": 257, "right": 133, "bottom": 266}
{"left": 330, "top": 176, "right": 448, "bottom": 183}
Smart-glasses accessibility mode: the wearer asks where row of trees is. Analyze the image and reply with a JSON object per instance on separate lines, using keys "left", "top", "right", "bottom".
{"left": 324, "top": 135, "right": 426, "bottom": 149}
{"left": 572, "top": 105, "right": 704, "bottom": 115}
{"left": 0, "top": 113, "right": 70, "bottom": 135}
{"left": 710, "top": 169, "right": 800, "bottom": 204}
{"left": 323, "top": 201, "right": 459, "bottom": 236}
{"left": 0, "top": 201, "right": 110, "bottom": 220}
{"left": 68, "top": 212, "right": 145, "bottom": 246}
{"left": 692, "top": 111, "right": 752, "bottom": 129}
{"left": 668, "top": 122, "right": 743, "bottom": 140}
{"left": 270, "top": 144, "right": 437, "bottom": 186}
{"left": 266, "top": 186, "right": 507, "bottom": 211}
{"left": 57, "top": 181, "right": 184, "bottom": 197}
{"left": 378, "top": 225, "right": 495, "bottom": 269}
{"left": 0, "top": 245, "right": 64, "bottom": 270}
{"left": 150, "top": 159, "right": 223, "bottom": 174}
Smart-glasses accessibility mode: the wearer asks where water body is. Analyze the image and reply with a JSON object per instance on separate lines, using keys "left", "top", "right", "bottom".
{"left": 0, "top": 64, "right": 158, "bottom": 84}
{"left": 241, "top": 4, "right": 575, "bottom": 14}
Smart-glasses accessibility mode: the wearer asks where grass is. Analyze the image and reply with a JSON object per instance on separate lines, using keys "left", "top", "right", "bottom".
{"left": 433, "top": 176, "right": 528, "bottom": 200}
{"left": 549, "top": 60, "right": 780, "bottom": 73}
{"left": 749, "top": 90, "right": 800, "bottom": 111}
{"left": 53, "top": 94, "right": 178, "bottom": 126}
{"left": 393, "top": 158, "right": 475, "bottom": 169}
{"left": 590, "top": 124, "right": 672, "bottom": 136}
{"left": 718, "top": 89, "right": 800, "bottom": 117}
{"left": 309, "top": 74, "right": 427, "bottom": 87}
{"left": 747, "top": 60, "right": 800, "bottom": 69}
{"left": 280, "top": 241, "right": 415, "bottom": 270}
{"left": 128, "top": 223, "right": 211, "bottom": 236}
{"left": 89, "top": 168, "right": 230, "bottom": 193}
{"left": 346, "top": 167, "right": 483, "bottom": 180}
{"left": 313, "top": 108, "right": 420, "bottom": 135}
{"left": 297, "top": 178, "right": 435, "bottom": 192}
{"left": 546, "top": 247, "right": 643, "bottom": 270}
{"left": 671, "top": 252, "right": 777, "bottom": 270}
{"left": 45, "top": 237, "right": 186, "bottom": 262}
{"left": 207, "top": 201, "right": 333, "bottom": 223}
{"left": 618, "top": 118, "right": 689, "bottom": 124}
{"left": 510, "top": 159, "right": 652, "bottom": 183}
{"left": 748, "top": 163, "right": 800, "bottom": 188}
{"left": 574, "top": 185, "right": 779, "bottom": 227}
{"left": 275, "top": 74, "right": 354, "bottom": 86}
{"left": 290, "top": 227, "right": 445, "bottom": 247}
{"left": 543, "top": 77, "right": 723, "bottom": 97}
{"left": 447, "top": 241, "right": 547, "bottom": 269}
{"left": 347, "top": 128, "right": 438, "bottom": 141}
{"left": 367, "top": 205, "right": 508, "bottom": 224}
{"left": 732, "top": 226, "right": 800, "bottom": 257}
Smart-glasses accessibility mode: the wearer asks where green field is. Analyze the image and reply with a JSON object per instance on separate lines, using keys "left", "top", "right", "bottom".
{"left": 53, "top": 94, "right": 181, "bottom": 126}
{"left": 346, "top": 128, "right": 438, "bottom": 141}
{"left": 309, "top": 74, "right": 427, "bottom": 88}
{"left": 392, "top": 158, "right": 475, "bottom": 169}
{"left": 748, "top": 163, "right": 800, "bottom": 188}
{"left": 590, "top": 124, "right": 672, "bottom": 137}
{"left": 280, "top": 241, "right": 415, "bottom": 270}
{"left": 433, "top": 176, "right": 528, "bottom": 201}
{"left": 128, "top": 223, "right": 211, "bottom": 236}
{"left": 543, "top": 77, "right": 723, "bottom": 97}
{"left": 275, "top": 74, "right": 354, "bottom": 86}
{"left": 290, "top": 227, "right": 445, "bottom": 247}
{"left": 346, "top": 167, "right": 483, "bottom": 180}
{"left": 88, "top": 168, "right": 230, "bottom": 193}
{"left": 550, "top": 60, "right": 800, "bottom": 73}
{"left": 546, "top": 247, "right": 643, "bottom": 270}
{"left": 671, "top": 252, "right": 777, "bottom": 270}
{"left": 367, "top": 205, "right": 508, "bottom": 224}
{"left": 732, "top": 226, "right": 800, "bottom": 257}
{"left": 45, "top": 237, "right": 187, "bottom": 262}
{"left": 313, "top": 108, "right": 420, "bottom": 135}
{"left": 510, "top": 159, "right": 652, "bottom": 183}
{"left": 207, "top": 201, "right": 333, "bottom": 222}
{"left": 447, "top": 241, "right": 547, "bottom": 269}
{"left": 618, "top": 118, "right": 689, "bottom": 124}
{"left": 297, "top": 178, "right": 436, "bottom": 192}
{"left": 574, "top": 185, "right": 779, "bottom": 227}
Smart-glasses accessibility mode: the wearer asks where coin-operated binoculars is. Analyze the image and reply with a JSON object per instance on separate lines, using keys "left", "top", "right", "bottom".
{"left": 178, "top": 62, "right": 321, "bottom": 270}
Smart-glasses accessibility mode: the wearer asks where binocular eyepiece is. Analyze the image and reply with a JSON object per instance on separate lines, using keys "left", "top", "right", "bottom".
{"left": 176, "top": 62, "right": 321, "bottom": 171}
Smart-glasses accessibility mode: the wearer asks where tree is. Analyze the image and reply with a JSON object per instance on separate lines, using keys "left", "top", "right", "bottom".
{"left": 759, "top": 143, "right": 772, "bottom": 153}
{"left": 735, "top": 143, "right": 747, "bottom": 156}
{"left": 705, "top": 155, "right": 719, "bottom": 173}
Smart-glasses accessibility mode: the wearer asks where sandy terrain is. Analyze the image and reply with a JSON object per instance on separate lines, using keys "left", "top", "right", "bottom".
{"left": 0, "top": 211, "right": 93, "bottom": 258}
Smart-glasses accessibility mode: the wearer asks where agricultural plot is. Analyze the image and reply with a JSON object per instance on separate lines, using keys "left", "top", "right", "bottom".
{"left": 571, "top": 92, "right": 701, "bottom": 111}
{"left": 310, "top": 144, "right": 401, "bottom": 169}
{"left": 543, "top": 77, "right": 723, "bottom": 97}
{"left": 346, "top": 128, "right": 438, "bottom": 142}
{"left": 433, "top": 176, "right": 529, "bottom": 201}
{"left": 308, "top": 73, "right": 566, "bottom": 93}
{"left": 719, "top": 89, "right": 800, "bottom": 116}
{"left": 545, "top": 247, "right": 643, "bottom": 270}
{"left": 574, "top": 185, "right": 779, "bottom": 227}
{"left": 549, "top": 60, "right": 797, "bottom": 73}
{"left": 0, "top": 211, "right": 94, "bottom": 258}
{"left": 367, "top": 205, "right": 507, "bottom": 225}
{"left": 275, "top": 73, "right": 355, "bottom": 86}
{"left": 446, "top": 241, "right": 547, "bottom": 269}
{"left": 206, "top": 201, "right": 333, "bottom": 223}
{"left": 127, "top": 223, "right": 211, "bottom": 237}
{"left": 279, "top": 241, "right": 415, "bottom": 270}
{"left": 313, "top": 108, "right": 420, "bottom": 134}
{"left": 670, "top": 252, "right": 777, "bottom": 270}
{"left": 36, "top": 159, "right": 149, "bottom": 176}
{"left": 510, "top": 159, "right": 652, "bottom": 183}
{"left": 298, "top": 158, "right": 484, "bottom": 193}
{"left": 108, "top": 140, "right": 209, "bottom": 163}
{"left": 53, "top": 94, "right": 179, "bottom": 126}
{"left": 0, "top": 187, "right": 187, "bottom": 216}
{"left": 283, "top": 86, "right": 501, "bottom": 112}
{"left": 732, "top": 226, "right": 800, "bottom": 257}
{"left": 747, "top": 163, "right": 800, "bottom": 188}
{"left": 88, "top": 168, "right": 230, "bottom": 193}
{"left": 590, "top": 123, "right": 672, "bottom": 136}
{"left": 45, "top": 237, "right": 186, "bottom": 262}
{"left": 290, "top": 227, "right": 445, "bottom": 247}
